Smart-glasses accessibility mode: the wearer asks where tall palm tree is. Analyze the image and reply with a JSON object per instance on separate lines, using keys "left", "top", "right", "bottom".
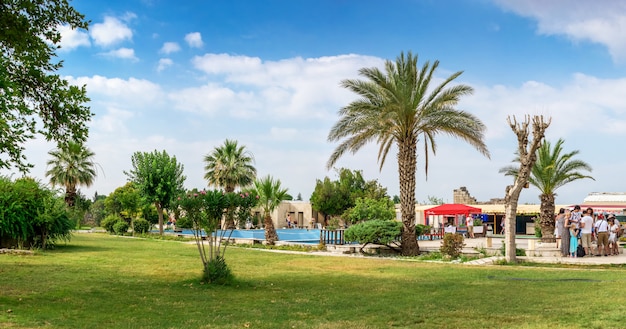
{"left": 500, "top": 138, "right": 594, "bottom": 240}
{"left": 252, "top": 175, "right": 290, "bottom": 245}
{"left": 327, "top": 51, "right": 490, "bottom": 256}
{"left": 204, "top": 139, "right": 257, "bottom": 193}
{"left": 46, "top": 141, "right": 98, "bottom": 207}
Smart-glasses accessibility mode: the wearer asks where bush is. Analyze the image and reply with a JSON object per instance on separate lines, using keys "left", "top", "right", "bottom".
{"left": 344, "top": 220, "right": 402, "bottom": 245}
{"left": 133, "top": 218, "right": 151, "bottom": 234}
{"left": 113, "top": 220, "right": 129, "bottom": 235}
{"left": 0, "top": 176, "right": 73, "bottom": 249}
{"left": 102, "top": 215, "right": 123, "bottom": 233}
{"left": 415, "top": 224, "right": 430, "bottom": 236}
{"left": 203, "top": 256, "right": 233, "bottom": 285}
{"left": 175, "top": 216, "right": 193, "bottom": 229}
{"left": 440, "top": 233, "right": 465, "bottom": 258}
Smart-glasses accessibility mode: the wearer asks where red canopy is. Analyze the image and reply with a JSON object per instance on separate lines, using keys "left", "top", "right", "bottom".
{"left": 425, "top": 204, "right": 482, "bottom": 216}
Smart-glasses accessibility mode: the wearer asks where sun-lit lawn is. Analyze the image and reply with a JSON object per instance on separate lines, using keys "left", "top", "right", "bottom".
{"left": 1, "top": 233, "right": 626, "bottom": 328}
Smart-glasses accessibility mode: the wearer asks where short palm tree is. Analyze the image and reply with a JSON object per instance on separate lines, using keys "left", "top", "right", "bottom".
{"left": 327, "top": 51, "right": 490, "bottom": 256}
{"left": 204, "top": 139, "right": 256, "bottom": 193}
{"left": 500, "top": 138, "right": 594, "bottom": 239}
{"left": 252, "top": 175, "right": 290, "bottom": 245}
{"left": 46, "top": 141, "right": 98, "bottom": 207}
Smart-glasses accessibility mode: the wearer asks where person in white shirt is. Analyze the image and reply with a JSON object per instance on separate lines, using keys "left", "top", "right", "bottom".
{"left": 608, "top": 214, "right": 620, "bottom": 255}
{"left": 579, "top": 208, "right": 594, "bottom": 256}
{"left": 466, "top": 215, "right": 474, "bottom": 238}
{"left": 570, "top": 205, "right": 582, "bottom": 230}
{"left": 594, "top": 211, "right": 610, "bottom": 256}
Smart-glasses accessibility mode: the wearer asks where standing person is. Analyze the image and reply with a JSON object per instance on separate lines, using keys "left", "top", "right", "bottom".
{"left": 569, "top": 224, "right": 579, "bottom": 258}
{"left": 500, "top": 218, "right": 505, "bottom": 235}
{"left": 286, "top": 214, "right": 292, "bottom": 228}
{"left": 570, "top": 205, "right": 583, "bottom": 235}
{"left": 555, "top": 208, "right": 566, "bottom": 249}
{"left": 580, "top": 207, "right": 594, "bottom": 256}
{"left": 594, "top": 212, "right": 610, "bottom": 256}
{"left": 608, "top": 215, "right": 620, "bottom": 255}
{"left": 561, "top": 209, "right": 571, "bottom": 257}
{"left": 466, "top": 215, "right": 474, "bottom": 238}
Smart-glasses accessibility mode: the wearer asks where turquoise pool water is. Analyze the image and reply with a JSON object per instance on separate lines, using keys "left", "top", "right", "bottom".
{"left": 176, "top": 228, "right": 321, "bottom": 243}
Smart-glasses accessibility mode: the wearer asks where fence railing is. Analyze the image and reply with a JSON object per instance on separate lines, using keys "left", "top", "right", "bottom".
{"left": 320, "top": 228, "right": 345, "bottom": 245}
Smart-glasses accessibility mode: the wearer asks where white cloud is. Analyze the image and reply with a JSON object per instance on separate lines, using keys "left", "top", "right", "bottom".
{"left": 67, "top": 75, "right": 164, "bottom": 107}
{"left": 185, "top": 32, "right": 203, "bottom": 48}
{"left": 160, "top": 42, "right": 180, "bottom": 54}
{"left": 90, "top": 16, "right": 133, "bottom": 47}
{"left": 184, "top": 53, "right": 382, "bottom": 119}
{"left": 157, "top": 58, "right": 173, "bottom": 72}
{"left": 91, "top": 107, "right": 134, "bottom": 134}
{"left": 58, "top": 24, "right": 90, "bottom": 50}
{"left": 16, "top": 54, "right": 626, "bottom": 205}
{"left": 100, "top": 48, "right": 138, "bottom": 61}
{"left": 192, "top": 53, "right": 262, "bottom": 75}
{"left": 494, "top": 0, "right": 626, "bottom": 61}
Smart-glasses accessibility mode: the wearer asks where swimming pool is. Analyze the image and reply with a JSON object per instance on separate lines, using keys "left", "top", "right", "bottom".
{"left": 174, "top": 228, "right": 322, "bottom": 243}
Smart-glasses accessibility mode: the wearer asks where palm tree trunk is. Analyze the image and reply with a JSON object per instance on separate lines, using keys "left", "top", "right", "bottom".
{"left": 224, "top": 206, "right": 236, "bottom": 229}
{"left": 264, "top": 214, "right": 278, "bottom": 245}
{"left": 65, "top": 185, "right": 77, "bottom": 207}
{"left": 398, "top": 139, "right": 419, "bottom": 256}
{"left": 155, "top": 201, "right": 164, "bottom": 235}
{"left": 539, "top": 193, "right": 556, "bottom": 242}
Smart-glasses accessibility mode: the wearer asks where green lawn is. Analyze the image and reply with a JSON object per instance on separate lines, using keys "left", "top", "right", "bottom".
{"left": 1, "top": 233, "right": 626, "bottom": 329}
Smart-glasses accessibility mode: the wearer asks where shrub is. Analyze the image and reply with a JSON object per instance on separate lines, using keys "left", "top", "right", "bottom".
{"left": 0, "top": 176, "right": 72, "bottom": 249}
{"left": 113, "top": 220, "right": 129, "bottom": 235}
{"left": 344, "top": 220, "right": 402, "bottom": 246}
{"left": 102, "top": 215, "right": 123, "bottom": 233}
{"left": 440, "top": 233, "right": 465, "bottom": 258}
{"left": 133, "top": 218, "right": 151, "bottom": 234}
{"left": 175, "top": 216, "right": 193, "bottom": 229}
{"left": 415, "top": 224, "right": 430, "bottom": 236}
{"left": 203, "top": 256, "right": 233, "bottom": 285}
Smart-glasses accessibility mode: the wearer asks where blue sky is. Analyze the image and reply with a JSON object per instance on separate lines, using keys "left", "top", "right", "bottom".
{"left": 7, "top": 0, "right": 626, "bottom": 204}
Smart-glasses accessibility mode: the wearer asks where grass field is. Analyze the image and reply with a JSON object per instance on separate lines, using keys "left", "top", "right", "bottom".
{"left": 1, "top": 233, "right": 626, "bottom": 328}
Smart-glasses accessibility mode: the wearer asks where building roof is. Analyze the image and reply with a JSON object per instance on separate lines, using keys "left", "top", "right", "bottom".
{"left": 583, "top": 192, "right": 626, "bottom": 203}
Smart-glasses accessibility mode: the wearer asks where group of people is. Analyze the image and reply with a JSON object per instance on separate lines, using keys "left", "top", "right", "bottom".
{"left": 555, "top": 205, "right": 622, "bottom": 258}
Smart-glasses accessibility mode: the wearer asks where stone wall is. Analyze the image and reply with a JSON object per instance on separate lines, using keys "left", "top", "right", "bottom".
{"left": 453, "top": 186, "right": 477, "bottom": 204}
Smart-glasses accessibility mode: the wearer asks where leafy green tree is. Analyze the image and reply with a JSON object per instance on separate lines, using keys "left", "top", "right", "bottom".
{"left": 346, "top": 197, "right": 395, "bottom": 224}
{"left": 310, "top": 168, "right": 388, "bottom": 223}
{"left": 0, "top": 176, "right": 72, "bottom": 249}
{"left": 172, "top": 189, "right": 258, "bottom": 284}
{"left": 45, "top": 141, "right": 98, "bottom": 207}
{"left": 344, "top": 220, "right": 402, "bottom": 253}
{"left": 327, "top": 51, "right": 489, "bottom": 256}
{"left": 0, "top": 1, "right": 91, "bottom": 172}
{"left": 251, "top": 175, "right": 290, "bottom": 244}
{"left": 392, "top": 195, "right": 400, "bottom": 204}
{"left": 204, "top": 139, "right": 257, "bottom": 192}
{"left": 105, "top": 182, "right": 143, "bottom": 231}
{"left": 425, "top": 196, "right": 444, "bottom": 205}
{"left": 125, "top": 150, "right": 185, "bottom": 235}
{"left": 66, "top": 190, "right": 92, "bottom": 228}
{"left": 500, "top": 138, "right": 593, "bottom": 240}
{"left": 87, "top": 198, "right": 106, "bottom": 227}
{"left": 310, "top": 176, "right": 352, "bottom": 221}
